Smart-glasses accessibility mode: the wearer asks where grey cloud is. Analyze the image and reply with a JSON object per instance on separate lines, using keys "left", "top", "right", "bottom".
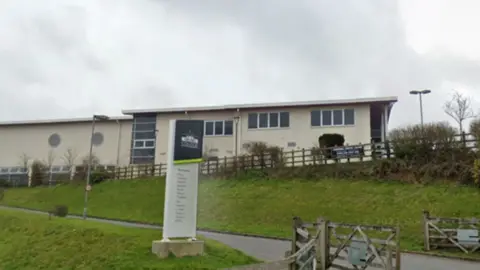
{"left": 0, "top": 0, "right": 479, "bottom": 129}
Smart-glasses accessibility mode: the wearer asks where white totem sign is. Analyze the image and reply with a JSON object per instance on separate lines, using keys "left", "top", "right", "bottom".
{"left": 162, "top": 119, "right": 204, "bottom": 241}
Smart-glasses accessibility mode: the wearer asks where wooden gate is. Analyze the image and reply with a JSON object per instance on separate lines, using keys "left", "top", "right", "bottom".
{"left": 289, "top": 217, "right": 400, "bottom": 270}
{"left": 317, "top": 219, "right": 400, "bottom": 270}
{"left": 423, "top": 210, "right": 480, "bottom": 254}
{"left": 289, "top": 216, "right": 319, "bottom": 270}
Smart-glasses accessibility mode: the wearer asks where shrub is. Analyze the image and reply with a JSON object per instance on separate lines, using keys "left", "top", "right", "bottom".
{"left": 51, "top": 205, "right": 69, "bottom": 217}
{"left": 388, "top": 122, "right": 461, "bottom": 163}
{"left": 470, "top": 118, "right": 480, "bottom": 142}
{"left": 0, "top": 179, "right": 9, "bottom": 188}
{"left": 90, "top": 170, "right": 114, "bottom": 184}
{"left": 30, "top": 160, "right": 47, "bottom": 187}
{"left": 242, "top": 141, "right": 284, "bottom": 168}
{"left": 0, "top": 188, "right": 4, "bottom": 201}
{"left": 317, "top": 133, "right": 345, "bottom": 160}
{"left": 318, "top": 133, "right": 345, "bottom": 148}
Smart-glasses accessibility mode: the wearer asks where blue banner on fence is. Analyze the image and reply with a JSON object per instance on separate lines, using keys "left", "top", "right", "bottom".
{"left": 332, "top": 146, "right": 364, "bottom": 158}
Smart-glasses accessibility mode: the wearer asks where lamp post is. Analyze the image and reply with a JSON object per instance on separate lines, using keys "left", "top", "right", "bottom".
{"left": 233, "top": 116, "right": 240, "bottom": 158}
{"left": 409, "top": 89, "right": 431, "bottom": 127}
{"left": 83, "top": 114, "right": 110, "bottom": 220}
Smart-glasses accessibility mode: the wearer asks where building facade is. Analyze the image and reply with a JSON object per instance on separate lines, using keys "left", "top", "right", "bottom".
{"left": 0, "top": 96, "right": 397, "bottom": 170}
{"left": 0, "top": 117, "right": 133, "bottom": 168}
{"left": 123, "top": 96, "right": 397, "bottom": 164}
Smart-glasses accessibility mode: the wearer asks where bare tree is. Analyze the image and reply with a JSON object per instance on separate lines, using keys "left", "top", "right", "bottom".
{"left": 62, "top": 148, "right": 78, "bottom": 168}
{"left": 61, "top": 148, "right": 78, "bottom": 180}
{"left": 443, "top": 91, "right": 476, "bottom": 133}
{"left": 45, "top": 149, "right": 56, "bottom": 187}
{"left": 19, "top": 153, "right": 30, "bottom": 171}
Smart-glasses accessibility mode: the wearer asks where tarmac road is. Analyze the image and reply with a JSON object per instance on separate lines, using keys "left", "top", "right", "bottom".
{"left": 1, "top": 206, "right": 479, "bottom": 270}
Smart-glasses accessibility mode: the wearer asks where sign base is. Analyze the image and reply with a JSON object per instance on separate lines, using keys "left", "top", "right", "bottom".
{"left": 152, "top": 239, "right": 205, "bottom": 259}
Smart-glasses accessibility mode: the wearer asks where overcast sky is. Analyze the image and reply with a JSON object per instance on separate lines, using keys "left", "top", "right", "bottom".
{"left": 1, "top": 0, "right": 480, "bottom": 129}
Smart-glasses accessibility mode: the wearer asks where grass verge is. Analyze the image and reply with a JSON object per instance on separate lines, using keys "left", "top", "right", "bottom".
{"left": 0, "top": 208, "right": 258, "bottom": 269}
{"left": 2, "top": 178, "right": 480, "bottom": 258}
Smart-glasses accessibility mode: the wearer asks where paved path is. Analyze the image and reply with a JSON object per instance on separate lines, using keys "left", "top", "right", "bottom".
{"left": 1, "top": 206, "right": 479, "bottom": 270}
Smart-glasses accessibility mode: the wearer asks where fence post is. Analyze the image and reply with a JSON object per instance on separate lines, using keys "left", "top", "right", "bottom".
{"left": 395, "top": 225, "right": 401, "bottom": 270}
{"left": 291, "top": 150, "right": 295, "bottom": 168}
{"left": 290, "top": 217, "right": 299, "bottom": 270}
{"left": 462, "top": 131, "right": 467, "bottom": 147}
{"left": 302, "top": 148, "right": 306, "bottom": 166}
{"left": 423, "top": 210, "right": 431, "bottom": 251}
{"left": 316, "top": 218, "right": 329, "bottom": 270}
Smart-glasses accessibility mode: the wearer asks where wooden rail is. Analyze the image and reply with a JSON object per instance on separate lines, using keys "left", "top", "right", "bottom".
{"left": 423, "top": 210, "right": 480, "bottom": 254}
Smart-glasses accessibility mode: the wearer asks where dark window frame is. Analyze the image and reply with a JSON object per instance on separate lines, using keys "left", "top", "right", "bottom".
{"left": 311, "top": 108, "right": 356, "bottom": 127}
{"left": 247, "top": 111, "right": 290, "bottom": 129}
{"left": 204, "top": 120, "right": 233, "bottom": 136}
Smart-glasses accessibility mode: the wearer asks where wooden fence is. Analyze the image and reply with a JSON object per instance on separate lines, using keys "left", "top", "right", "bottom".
{"left": 107, "top": 134, "right": 478, "bottom": 180}
{"left": 227, "top": 216, "right": 401, "bottom": 270}
{"left": 423, "top": 210, "right": 480, "bottom": 254}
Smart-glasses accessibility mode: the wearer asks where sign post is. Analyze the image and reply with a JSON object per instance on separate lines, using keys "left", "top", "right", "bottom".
{"left": 162, "top": 119, "right": 204, "bottom": 241}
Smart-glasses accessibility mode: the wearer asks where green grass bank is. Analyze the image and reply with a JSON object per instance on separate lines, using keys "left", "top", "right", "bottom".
{"left": 2, "top": 177, "right": 480, "bottom": 254}
{"left": 0, "top": 208, "right": 258, "bottom": 269}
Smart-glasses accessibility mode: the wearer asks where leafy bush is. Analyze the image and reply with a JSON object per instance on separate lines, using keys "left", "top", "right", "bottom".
{"left": 51, "top": 205, "right": 68, "bottom": 217}
{"left": 91, "top": 170, "right": 114, "bottom": 184}
{"left": 389, "top": 122, "right": 461, "bottom": 163}
{"left": 0, "top": 179, "right": 10, "bottom": 188}
{"left": 30, "top": 160, "right": 47, "bottom": 187}
{"left": 242, "top": 141, "right": 284, "bottom": 168}
{"left": 317, "top": 133, "right": 345, "bottom": 160}
{"left": 82, "top": 153, "right": 100, "bottom": 166}
{"left": 318, "top": 133, "right": 345, "bottom": 148}
{"left": 470, "top": 118, "right": 480, "bottom": 142}
{"left": 0, "top": 188, "right": 4, "bottom": 201}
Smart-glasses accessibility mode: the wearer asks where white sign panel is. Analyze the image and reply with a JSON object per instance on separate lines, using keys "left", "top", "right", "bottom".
{"left": 162, "top": 120, "right": 202, "bottom": 240}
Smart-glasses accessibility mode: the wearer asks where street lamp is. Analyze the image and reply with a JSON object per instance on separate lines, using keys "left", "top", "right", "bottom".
{"left": 83, "top": 114, "right": 110, "bottom": 220}
{"left": 233, "top": 116, "right": 240, "bottom": 158}
{"left": 409, "top": 89, "right": 431, "bottom": 127}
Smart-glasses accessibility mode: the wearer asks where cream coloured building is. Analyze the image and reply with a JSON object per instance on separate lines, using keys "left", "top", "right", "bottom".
{"left": 0, "top": 96, "right": 397, "bottom": 171}
{"left": 122, "top": 96, "right": 397, "bottom": 164}
{"left": 0, "top": 117, "right": 133, "bottom": 169}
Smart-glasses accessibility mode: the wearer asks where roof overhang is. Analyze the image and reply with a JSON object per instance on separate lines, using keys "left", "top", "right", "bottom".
{"left": 0, "top": 116, "right": 132, "bottom": 127}
{"left": 122, "top": 96, "right": 398, "bottom": 115}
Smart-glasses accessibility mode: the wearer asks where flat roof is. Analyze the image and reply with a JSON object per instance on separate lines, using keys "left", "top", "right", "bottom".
{"left": 122, "top": 96, "right": 398, "bottom": 115}
{"left": 0, "top": 116, "right": 132, "bottom": 126}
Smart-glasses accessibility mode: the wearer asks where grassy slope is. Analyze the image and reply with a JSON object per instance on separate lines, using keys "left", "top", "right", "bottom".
{"left": 2, "top": 178, "right": 480, "bottom": 253}
{"left": 0, "top": 208, "right": 258, "bottom": 270}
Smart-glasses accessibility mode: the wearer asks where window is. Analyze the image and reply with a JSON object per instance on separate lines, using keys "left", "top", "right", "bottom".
{"left": 311, "top": 109, "right": 355, "bottom": 127}
{"left": 311, "top": 111, "right": 321, "bottom": 126}
{"left": 248, "top": 114, "right": 257, "bottom": 129}
{"left": 344, "top": 109, "right": 355, "bottom": 125}
{"left": 133, "top": 123, "right": 156, "bottom": 131}
{"left": 247, "top": 112, "right": 290, "bottom": 129}
{"left": 131, "top": 115, "right": 157, "bottom": 164}
{"left": 322, "top": 111, "right": 332, "bottom": 126}
{"left": 133, "top": 131, "right": 156, "bottom": 140}
{"left": 133, "top": 139, "right": 155, "bottom": 148}
{"left": 224, "top": 120, "right": 233, "bottom": 135}
{"left": 280, "top": 112, "right": 289, "bottom": 127}
{"left": 259, "top": 113, "right": 268, "bottom": 128}
{"left": 204, "top": 120, "right": 234, "bottom": 136}
{"left": 269, "top": 112, "right": 279, "bottom": 127}
{"left": 333, "top": 110, "right": 343, "bottom": 125}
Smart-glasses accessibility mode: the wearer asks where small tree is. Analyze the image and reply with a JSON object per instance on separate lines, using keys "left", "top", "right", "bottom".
{"left": 82, "top": 153, "right": 100, "bottom": 167}
{"left": 470, "top": 118, "right": 480, "bottom": 144}
{"left": 19, "top": 153, "right": 30, "bottom": 172}
{"left": 443, "top": 91, "right": 475, "bottom": 133}
{"left": 45, "top": 150, "right": 56, "bottom": 186}
{"left": 62, "top": 148, "right": 78, "bottom": 178}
